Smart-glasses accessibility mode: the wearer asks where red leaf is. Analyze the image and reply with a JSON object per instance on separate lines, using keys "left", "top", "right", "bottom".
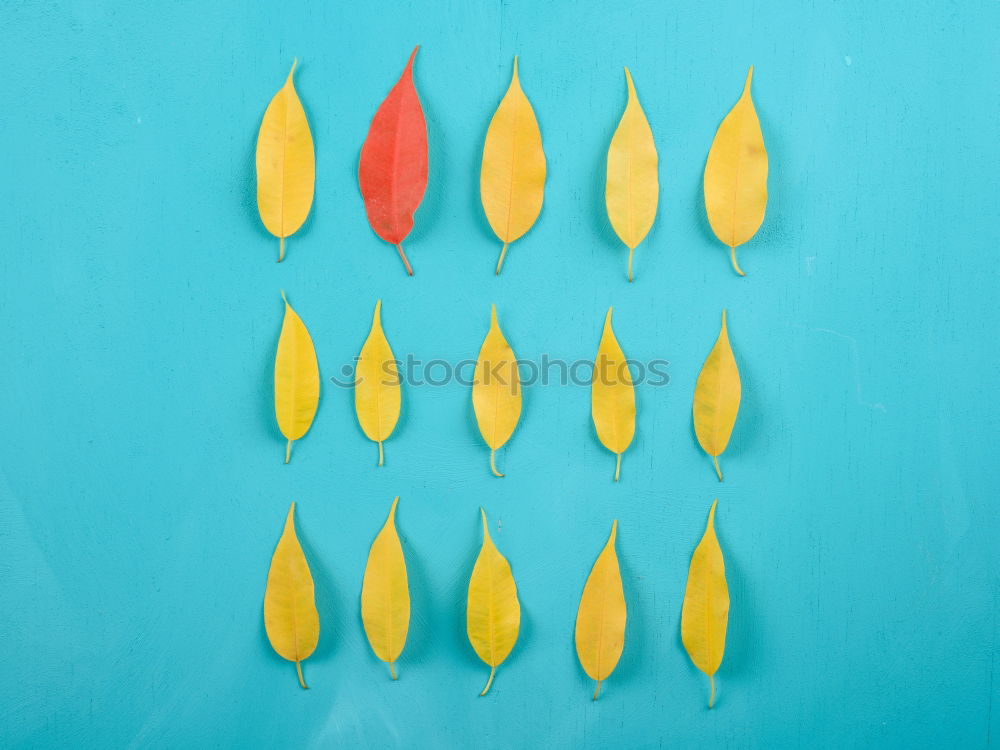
{"left": 359, "top": 46, "right": 428, "bottom": 276}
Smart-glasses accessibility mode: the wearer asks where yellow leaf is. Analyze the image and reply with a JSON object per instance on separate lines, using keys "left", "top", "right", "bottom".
{"left": 264, "top": 502, "right": 320, "bottom": 689}
{"left": 467, "top": 509, "right": 520, "bottom": 696}
{"left": 703, "top": 67, "right": 768, "bottom": 276}
{"left": 681, "top": 500, "right": 729, "bottom": 708}
{"left": 361, "top": 497, "right": 410, "bottom": 679}
{"left": 591, "top": 307, "right": 635, "bottom": 481}
{"left": 354, "top": 300, "right": 401, "bottom": 467}
{"left": 480, "top": 57, "right": 546, "bottom": 274}
{"left": 606, "top": 68, "right": 659, "bottom": 282}
{"left": 692, "top": 310, "right": 741, "bottom": 481}
{"left": 575, "top": 520, "right": 626, "bottom": 700}
{"left": 472, "top": 305, "right": 521, "bottom": 477}
{"left": 274, "top": 291, "right": 319, "bottom": 463}
{"left": 256, "top": 60, "right": 316, "bottom": 262}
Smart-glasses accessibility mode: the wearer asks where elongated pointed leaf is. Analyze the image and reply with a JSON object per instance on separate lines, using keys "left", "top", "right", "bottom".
{"left": 359, "top": 46, "right": 428, "bottom": 276}
{"left": 274, "top": 292, "right": 319, "bottom": 463}
{"left": 264, "top": 503, "right": 319, "bottom": 689}
{"left": 472, "top": 305, "right": 521, "bottom": 477}
{"left": 692, "top": 310, "right": 741, "bottom": 480}
{"left": 361, "top": 497, "right": 410, "bottom": 679}
{"left": 703, "top": 67, "right": 768, "bottom": 275}
{"left": 467, "top": 509, "right": 520, "bottom": 695}
{"left": 606, "top": 68, "right": 659, "bottom": 281}
{"left": 355, "top": 300, "right": 401, "bottom": 466}
{"left": 480, "top": 58, "right": 546, "bottom": 274}
{"left": 591, "top": 308, "right": 635, "bottom": 480}
{"left": 575, "top": 520, "right": 626, "bottom": 700}
{"left": 256, "top": 60, "right": 315, "bottom": 262}
{"left": 681, "top": 500, "right": 729, "bottom": 708}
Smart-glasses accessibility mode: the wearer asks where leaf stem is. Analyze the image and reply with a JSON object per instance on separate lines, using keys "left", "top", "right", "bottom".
{"left": 389, "top": 661, "right": 397, "bottom": 680}
{"left": 296, "top": 661, "right": 308, "bottom": 689}
{"left": 395, "top": 243, "right": 414, "bottom": 276}
{"left": 378, "top": 441, "right": 384, "bottom": 467}
{"left": 729, "top": 245, "right": 745, "bottom": 276}
{"left": 712, "top": 455, "right": 722, "bottom": 482}
{"left": 495, "top": 243, "right": 509, "bottom": 275}
{"left": 627, "top": 248, "right": 634, "bottom": 282}
{"left": 593, "top": 679, "right": 602, "bottom": 701}
{"left": 709, "top": 675, "right": 715, "bottom": 708}
{"left": 480, "top": 666, "right": 496, "bottom": 696}
{"left": 279, "top": 236, "right": 285, "bottom": 263}
{"left": 490, "top": 449, "right": 504, "bottom": 477}
{"left": 285, "top": 440, "right": 292, "bottom": 464}
{"left": 614, "top": 453, "right": 621, "bottom": 482}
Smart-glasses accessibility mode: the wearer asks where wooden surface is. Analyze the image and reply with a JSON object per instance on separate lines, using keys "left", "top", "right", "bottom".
{"left": 0, "top": 0, "right": 997, "bottom": 747}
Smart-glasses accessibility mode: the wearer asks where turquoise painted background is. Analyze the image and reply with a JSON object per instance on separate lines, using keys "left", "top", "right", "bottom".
{"left": 1, "top": 0, "right": 998, "bottom": 747}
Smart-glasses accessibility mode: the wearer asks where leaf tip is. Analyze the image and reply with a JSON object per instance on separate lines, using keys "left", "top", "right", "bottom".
{"left": 282, "top": 503, "right": 298, "bottom": 536}
{"left": 623, "top": 67, "right": 636, "bottom": 96}
{"left": 745, "top": 65, "right": 754, "bottom": 91}
{"left": 407, "top": 45, "right": 419, "bottom": 68}
{"left": 389, "top": 495, "right": 399, "bottom": 519}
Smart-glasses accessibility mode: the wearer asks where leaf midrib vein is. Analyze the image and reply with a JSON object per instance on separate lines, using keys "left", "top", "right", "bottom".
{"left": 503, "top": 92, "right": 520, "bottom": 243}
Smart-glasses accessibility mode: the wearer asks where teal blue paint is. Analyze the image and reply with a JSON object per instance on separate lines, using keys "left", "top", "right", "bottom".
{"left": 1, "top": 0, "right": 997, "bottom": 747}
